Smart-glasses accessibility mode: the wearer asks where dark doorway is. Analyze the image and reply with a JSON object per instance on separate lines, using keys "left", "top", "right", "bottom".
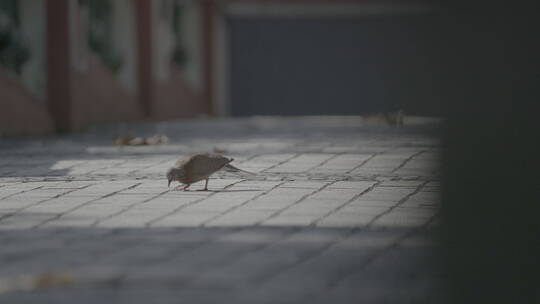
{"left": 229, "top": 14, "right": 443, "bottom": 116}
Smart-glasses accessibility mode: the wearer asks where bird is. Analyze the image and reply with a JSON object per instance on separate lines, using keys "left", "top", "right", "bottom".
{"left": 166, "top": 153, "right": 253, "bottom": 191}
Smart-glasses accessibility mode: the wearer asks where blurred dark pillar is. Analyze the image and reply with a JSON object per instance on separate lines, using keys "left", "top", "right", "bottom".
{"left": 46, "top": 0, "right": 72, "bottom": 132}
{"left": 201, "top": 0, "right": 214, "bottom": 115}
{"left": 135, "top": 0, "right": 153, "bottom": 117}
{"left": 441, "top": 2, "right": 539, "bottom": 304}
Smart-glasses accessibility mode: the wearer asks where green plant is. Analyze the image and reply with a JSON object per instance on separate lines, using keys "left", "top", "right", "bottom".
{"left": 0, "top": 1, "right": 30, "bottom": 74}
{"left": 79, "top": 0, "right": 123, "bottom": 73}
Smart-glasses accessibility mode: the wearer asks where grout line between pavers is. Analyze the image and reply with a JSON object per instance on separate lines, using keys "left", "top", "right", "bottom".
{"left": 201, "top": 181, "right": 288, "bottom": 227}
{"left": 241, "top": 181, "right": 384, "bottom": 287}
{"left": 345, "top": 153, "right": 379, "bottom": 174}
{"left": 304, "top": 153, "right": 344, "bottom": 173}
{"left": 391, "top": 150, "right": 426, "bottom": 173}
{"left": 359, "top": 180, "right": 429, "bottom": 229}
{"left": 309, "top": 180, "right": 382, "bottom": 227}
{"left": 126, "top": 158, "right": 173, "bottom": 176}
{"left": 0, "top": 185, "right": 44, "bottom": 201}
{"left": 256, "top": 179, "right": 342, "bottom": 226}
{"left": 0, "top": 184, "right": 95, "bottom": 223}
{"left": 181, "top": 182, "right": 349, "bottom": 287}
{"left": 146, "top": 179, "right": 246, "bottom": 227}
{"left": 174, "top": 180, "right": 348, "bottom": 288}
{"left": 34, "top": 182, "right": 142, "bottom": 229}
{"left": 173, "top": 181, "right": 346, "bottom": 284}
{"left": 325, "top": 212, "right": 439, "bottom": 289}
{"left": 103, "top": 227, "right": 246, "bottom": 277}
{"left": 260, "top": 153, "right": 301, "bottom": 173}
{"left": 94, "top": 190, "right": 272, "bottom": 268}
{"left": 178, "top": 227, "right": 302, "bottom": 289}
{"left": 92, "top": 189, "right": 172, "bottom": 227}
{"left": 253, "top": 180, "right": 429, "bottom": 288}
{"left": 236, "top": 154, "right": 260, "bottom": 165}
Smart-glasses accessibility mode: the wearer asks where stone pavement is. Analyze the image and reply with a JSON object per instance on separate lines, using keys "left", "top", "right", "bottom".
{"left": 0, "top": 116, "right": 443, "bottom": 303}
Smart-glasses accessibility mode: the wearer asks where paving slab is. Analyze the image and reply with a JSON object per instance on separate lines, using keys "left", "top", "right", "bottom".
{"left": 0, "top": 116, "right": 442, "bottom": 303}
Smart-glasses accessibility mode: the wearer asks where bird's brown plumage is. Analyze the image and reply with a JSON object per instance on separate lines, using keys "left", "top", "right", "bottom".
{"left": 167, "top": 153, "right": 233, "bottom": 190}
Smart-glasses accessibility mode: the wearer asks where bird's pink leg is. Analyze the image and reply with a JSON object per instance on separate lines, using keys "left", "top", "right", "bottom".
{"left": 173, "top": 184, "right": 190, "bottom": 191}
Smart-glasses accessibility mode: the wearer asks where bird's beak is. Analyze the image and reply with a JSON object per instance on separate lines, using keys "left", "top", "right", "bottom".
{"left": 168, "top": 179, "right": 172, "bottom": 188}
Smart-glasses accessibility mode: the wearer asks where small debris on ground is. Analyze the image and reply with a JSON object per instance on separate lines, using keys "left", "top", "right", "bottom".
{"left": 0, "top": 272, "right": 74, "bottom": 294}
{"left": 360, "top": 110, "right": 405, "bottom": 127}
{"left": 213, "top": 146, "right": 228, "bottom": 153}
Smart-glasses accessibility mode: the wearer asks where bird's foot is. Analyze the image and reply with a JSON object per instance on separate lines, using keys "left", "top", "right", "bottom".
{"left": 173, "top": 185, "right": 190, "bottom": 191}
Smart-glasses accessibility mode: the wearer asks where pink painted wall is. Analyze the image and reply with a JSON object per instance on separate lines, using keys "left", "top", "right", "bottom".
{"left": 1, "top": 0, "right": 209, "bottom": 135}
{"left": 0, "top": 70, "right": 54, "bottom": 136}
{"left": 70, "top": 56, "right": 143, "bottom": 130}
{"left": 152, "top": 64, "right": 206, "bottom": 119}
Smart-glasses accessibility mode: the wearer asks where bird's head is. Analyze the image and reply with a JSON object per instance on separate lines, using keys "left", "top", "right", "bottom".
{"left": 166, "top": 167, "right": 185, "bottom": 187}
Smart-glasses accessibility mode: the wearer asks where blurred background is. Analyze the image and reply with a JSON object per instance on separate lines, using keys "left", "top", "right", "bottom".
{"left": 0, "top": 1, "right": 538, "bottom": 303}
{"left": 0, "top": 0, "right": 445, "bottom": 135}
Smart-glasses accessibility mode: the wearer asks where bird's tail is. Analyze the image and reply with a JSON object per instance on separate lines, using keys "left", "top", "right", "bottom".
{"left": 223, "top": 164, "right": 255, "bottom": 175}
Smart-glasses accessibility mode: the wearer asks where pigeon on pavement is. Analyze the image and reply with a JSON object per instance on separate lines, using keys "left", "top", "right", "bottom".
{"left": 166, "top": 153, "right": 252, "bottom": 191}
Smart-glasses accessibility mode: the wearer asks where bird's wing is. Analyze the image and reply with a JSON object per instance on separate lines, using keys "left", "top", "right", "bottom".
{"left": 174, "top": 154, "right": 194, "bottom": 168}
{"left": 190, "top": 153, "right": 232, "bottom": 178}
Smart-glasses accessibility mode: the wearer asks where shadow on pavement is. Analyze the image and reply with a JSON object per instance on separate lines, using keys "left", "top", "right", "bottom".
{"left": 0, "top": 225, "right": 444, "bottom": 304}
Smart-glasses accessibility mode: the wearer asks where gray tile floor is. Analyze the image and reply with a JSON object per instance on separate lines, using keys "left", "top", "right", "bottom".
{"left": 0, "top": 116, "right": 443, "bottom": 303}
